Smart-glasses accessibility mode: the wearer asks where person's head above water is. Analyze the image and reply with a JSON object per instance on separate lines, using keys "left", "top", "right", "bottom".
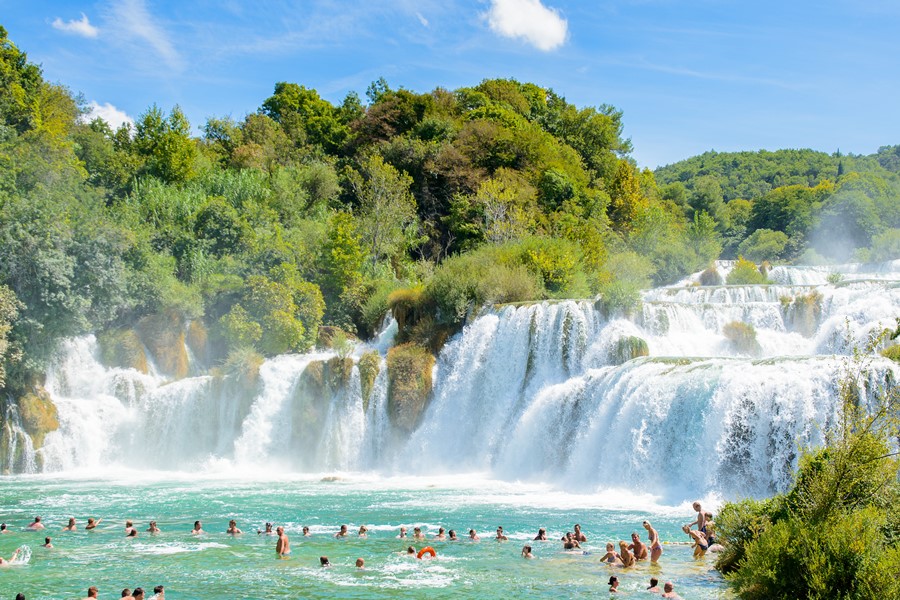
{"left": 320, "top": 556, "right": 330, "bottom": 566}
{"left": 664, "top": 582, "right": 674, "bottom": 592}
{"left": 608, "top": 576, "right": 618, "bottom": 585}
{"left": 355, "top": 557, "right": 364, "bottom": 568}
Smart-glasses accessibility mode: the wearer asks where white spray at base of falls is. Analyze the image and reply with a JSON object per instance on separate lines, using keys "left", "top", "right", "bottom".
{"left": 18, "top": 262, "right": 900, "bottom": 500}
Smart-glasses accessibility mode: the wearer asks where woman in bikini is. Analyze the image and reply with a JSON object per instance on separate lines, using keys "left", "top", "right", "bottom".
{"left": 643, "top": 520, "right": 663, "bottom": 563}
{"left": 599, "top": 542, "right": 621, "bottom": 564}
{"left": 682, "top": 525, "right": 708, "bottom": 558}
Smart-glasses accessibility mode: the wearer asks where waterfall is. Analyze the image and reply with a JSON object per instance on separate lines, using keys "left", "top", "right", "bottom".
{"left": 15, "top": 261, "right": 900, "bottom": 500}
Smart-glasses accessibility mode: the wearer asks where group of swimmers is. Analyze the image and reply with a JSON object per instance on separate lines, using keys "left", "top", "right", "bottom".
{"left": 8, "top": 585, "right": 164, "bottom": 600}
{"left": 1, "top": 500, "right": 719, "bottom": 597}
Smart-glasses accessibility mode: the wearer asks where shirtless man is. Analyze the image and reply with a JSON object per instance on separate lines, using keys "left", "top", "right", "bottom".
{"left": 495, "top": 526, "right": 508, "bottom": 541}
{"left": 275, "top": 526, "right": 290, "bottom": 558}
{"left": 686, "top": 502, "right": 707, "bottom": 536}
{"left": 227, "top": 520, "right": 242, "bottom": 535}
{"left": 682, "top": 525, "right": 708, "bottom": 558}
{"left": 434, "top": 527, "right": 446, "bottom": 541}
{"left": 647, "top": 578, "right": 661, "bottom": 593}
{"left": 81, "top": 586, "right": 99, "bottom": 599}
{"left": 120, "top": 589, "right": 133, "bottom": 600}
{"left": 412, "top": 527, "right": 425, "bottom": 541}
{"left": 0, "top": 524, "right": 8, "bottom": 533}
{"left": 562, "top": 533, "right": 581, "bottom": 550}
{"left": 468, "top": 529, "right": 480, "bottom": 541}
{"left": 662, "top": 581, "right": 682, "bottom": 599}
{"left": 573, "top": 524, "right": 587, "bottom": 542}
{"left": 258, "top": 522, "right": 274, "bottom": 535}
{"left": 302, "top": 526, "right": 311, "bottom": 537}
{"left": 191, "top": 521, "right": 203, "bottom": 535}
{"left": 355, "top": 558, "right": 365, "bottom": 568}
{"left": 26, "top": 516, "right": 44, "bottom": 530}
{"left": 42, "top": 536, "right": 53, "bottom": 548}
{"left": 132, "top": 588, "right": 145, "bottom": 600}
{"left": 85, "top": 518, "right": 101, "bottom": 531}
{"left": 448, "top": 530, "right": 458, "bottom": 541}
{"left": 63, "top": 518, "right": 77, "bottom": 531}
{"left": 628, "top": 531, "right": 648, "bottom": 560}
{"left": 335, "top": 525, "right": 349, "bottom": 538}
{"left": 643, "top": 520, "right": 663, "bottom": 563}
{"left": 147, "top": 521, "right": 160, "bottom": 534}
{"left": 152, "top": 585, "right": 164, "bottom": 599}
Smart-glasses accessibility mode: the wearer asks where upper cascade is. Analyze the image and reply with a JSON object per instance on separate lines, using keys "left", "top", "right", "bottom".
{"left": 9, "top": 260, "right": 900, "bottom": 501}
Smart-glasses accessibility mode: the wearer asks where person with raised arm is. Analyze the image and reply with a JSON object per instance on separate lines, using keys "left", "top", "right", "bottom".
{"left": 85, "top": 518, "right": 101, "bottom": 531}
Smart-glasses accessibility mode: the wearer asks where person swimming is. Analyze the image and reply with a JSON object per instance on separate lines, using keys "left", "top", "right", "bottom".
{"left": 534, "top": 528, "right": 547, "bottom": 541}
{"left": 412, "top": 527, "right": 425, "bottom": 540}
{"left": 562, "top": 532, "right": 580, "bottom": 550}
{"left": 495, "top": 526, "right": 508, "bottom": 541}
{"left": 124, "top": 520, "right": 135, "bottom": 536}
{"left": 468, "top": 529, "right": 480, "bottom": 541}
{"left": 448, "top": 529, "right": 458, "bottom": 541}
{"left": 335, "top": 525, "right": 349, "bottom": 538}
{"left": 0, "top": 548, "right": 21, "bottom": 565}
{"left": 227, "top": 520, "right": 242, "bottom": 535}
{"left": 357, "top": 525, "right": 367, "bottom": 537}
{"left": 276, "top": 526, "right": 290, "bottom": 558}
{"left": 521, "top": 545, "right": 534, "bottom": 558}
{"left": 573, "top": 524, "right": 587, "bottom": 542}
{"left": 319, "top": 556, "right": 330, "bottom": 567}
{"left": 147, "top": 521, "right": 160, "bottom": 534}
{"left": 26, "top": 517, "right": 44, "bottom": 531}
{"left": 63, "top": 518, "right": 77, "bottom": 531}
{"left": 85, "top": 518, "right": 101, "bottom": 531}
{"left": 302, "top": 526, "right": 310, "bottom": 537}
{"left": 397, "top": 526, "right": 407, "bottom": 538}
{"left": 608, "top": 575, "right": 620, "bottom": 593}
{"left": 434, "top": 527, "right": 446, "bottom": 541}
{"left": 191, "top": 521, "right": 203, "bottom": 535}
{"left": 258, "top": 522, "right": 274, "bottom": 535}
{"left": 355, "top": 557, "right": 364, "bottom": 569}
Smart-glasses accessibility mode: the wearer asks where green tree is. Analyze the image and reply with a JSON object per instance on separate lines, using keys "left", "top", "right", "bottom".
{"left": 737, "top": 229, "right": 789, "bottom": 262}
{"left": 134, "top": 105, "right": 198, "bottom": 184}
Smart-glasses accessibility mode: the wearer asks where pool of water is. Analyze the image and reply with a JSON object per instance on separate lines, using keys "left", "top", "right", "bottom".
{"left": 0, "top": 472, "right": 730, "bottom": 599}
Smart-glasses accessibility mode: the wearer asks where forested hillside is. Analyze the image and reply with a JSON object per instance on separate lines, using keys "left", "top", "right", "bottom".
{"left": 0, "top": 24, "right": 897, "bottom": 398}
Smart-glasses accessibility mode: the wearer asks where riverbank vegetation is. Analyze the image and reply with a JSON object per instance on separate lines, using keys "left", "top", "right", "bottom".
{"left": 0, "top": 24, "right": 899, "bottom": 397}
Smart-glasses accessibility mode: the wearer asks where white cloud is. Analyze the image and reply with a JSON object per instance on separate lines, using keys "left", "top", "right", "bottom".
{"left": 486, "top": 0, "right": 568, "bottom": 51}
{"left": 108, "top": 0, "right": 182, "bottom": 71}
{"left": 52, "top": 13, "right": 99, "bottom": 38}
{"left": 416, "top": 12, "right": 430, "bottom": 27}
{"left": 81, "top": 101, "right": 134, "bottom": 130}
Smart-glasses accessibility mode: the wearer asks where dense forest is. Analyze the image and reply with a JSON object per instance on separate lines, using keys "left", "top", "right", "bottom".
{"left": 0, "top": 24, "right": 898, "bottom": 398}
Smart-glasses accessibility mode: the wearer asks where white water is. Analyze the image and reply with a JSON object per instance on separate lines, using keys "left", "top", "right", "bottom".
{"left": 11, "top": 262, "right": 900, "bottom": 501}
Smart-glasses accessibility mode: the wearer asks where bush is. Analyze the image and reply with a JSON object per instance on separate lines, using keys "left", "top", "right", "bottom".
{"left": 699, "top": 265, "right": 724, "bottom": 286}
{"left": 386, "top": 343, "right": 435, "bottom": 431}
{"left": 737, "top": 228, "right": 789, "bottom": 262}
{"left": 723, "top": 320, "right": 762, "bottom": 355}
{"left": 726, "top": 256, "right": 768, "bottom": 285}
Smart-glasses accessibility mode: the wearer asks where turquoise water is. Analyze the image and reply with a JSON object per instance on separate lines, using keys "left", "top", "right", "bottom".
{"left": 0, "top": 474, "right": 729, "bottom": 599}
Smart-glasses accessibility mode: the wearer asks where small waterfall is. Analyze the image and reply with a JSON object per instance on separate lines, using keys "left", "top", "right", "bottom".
{"left": 21, "top": 260, "right": 900, "bottom": 500}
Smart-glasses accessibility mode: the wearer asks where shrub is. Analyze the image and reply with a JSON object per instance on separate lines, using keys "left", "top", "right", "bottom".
{"left": 699, "top": 265, "right": 724, "bottom": 286}
{"left": 726, "top": 256, "right": 768, "bottom": 285}
{"left": 737, "top": 228, "right": 789, "bottom": 262}
{"left": 881, "top": 344, "right": 900, "bottom": 363}
{"left": 386, "top": 343, "right": 435, "bottom": 432}
{"left": 608, "top": 336, "right": 649, "bottom": 365}
{"left": 723, "top": 321, "right": 762, "bottom": 355}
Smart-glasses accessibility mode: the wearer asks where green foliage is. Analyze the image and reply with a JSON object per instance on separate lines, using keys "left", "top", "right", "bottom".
{"left": 726, "top": 257, "right": 768, "bottom": 285}
{"left": 699, "top": 265, "right": 724, "bottom": 286}
{"left": 608, "top": 336, "right": 649, "bottom": 365}
{"left": 0, "top": 284, "right": 21, "bottom": 388}
{"left": 723, "top": 321, "right": 762, "bottom": 355}
{"left": 134, "top": 104, "right": 198, "bottom": 183}
{"left": 737, "top": 228, "right": 789, "bottom": 262}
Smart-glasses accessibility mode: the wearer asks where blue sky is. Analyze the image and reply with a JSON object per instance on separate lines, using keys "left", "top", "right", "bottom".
{"left": 2, "top": 0, "right": 898, "bottom": 168}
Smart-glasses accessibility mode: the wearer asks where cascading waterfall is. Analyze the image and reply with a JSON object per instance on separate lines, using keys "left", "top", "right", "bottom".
{"left": 10, "top": 262, "right": 900, "bottom": 500}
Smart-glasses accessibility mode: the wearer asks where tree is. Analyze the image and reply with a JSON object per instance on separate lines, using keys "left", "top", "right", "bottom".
{"left": 0, "top": 284, "right": 22, "bottom": 389}
{"left": 134, "top": 105, "right": 198, "bottom": 183}
{"left": 262, "top": 82, "right": 349, "bottom": 153}
{"left": 737, "top": 229, "right": 789, "bottom": 262}
{"left": 349, "top": 154, "right": 420, "bottom": 269}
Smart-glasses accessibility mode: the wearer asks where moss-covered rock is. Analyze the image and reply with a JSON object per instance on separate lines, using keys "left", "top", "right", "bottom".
{"left": 18, "top": 387, "right": 58, "bottom": 449}
{"left": 386, "top": 343, "right": 434, "bottom": 432}
{"left": 138, "top": 312, "right": 190, "bottom": 380}
{"left": 608, "top": 336, "right": 649, "bottom": 365}
{"left": 358, "top": 351, "right": 381, "bottom": 412}
{"left": 724, "top": 321, "right": 762, "bottom": 356}
{"left": 699, "top": 266, "right": 724, "bottom": 286}
{"left": 220, "top": 347, "right": 265, "bottom": 391}
{"left": 186, "top": 320, "right": 209, "bottom": 367}
{"left": 781, "top": 291, "right": 822, "bottom": 337}
{"left": 96, "top": 328, "right": 149, "bottom": 373}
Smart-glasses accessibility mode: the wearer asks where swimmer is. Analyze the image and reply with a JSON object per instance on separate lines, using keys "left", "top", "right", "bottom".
{"left": 147, "top": 521, "right": 160, "bottom": 534}
{"left": 302, "top": 526, "right": 311, "bottom": 536}
{"left": 132, "top": 588, "right": 145, "bottom": 600}
{"left": 608, "top": 575, "right": 620, "bottom": 593}
{"left": 448, "top": 529, "right": 458, "bottom": 541}
{"left": 618, "top": 541, "right": 635, "bottom": 567}
{"left": 0, "top": 523, "right": 8, "bottom": 533}
{"left": 682, "top": 525, "right": 708, "bottom": 558}
{"left": 521, "top": 545, "right": 534, "bottom": 558}
{"left": 335, "top": 525, "right": 349, "bottom": 538}
{"left": 562, "top": 532, "right": 580, "bottom": 550}
{"left": 686, "top": 501, "right": 707, "bottom": 535}
{"left": 152, "top": 585, "right": 164, "bottom": 599}
{"left": 276, "top": 526, "right": 290, "bottom": 558}
{"left": 85, "top": 518, "right": 101, "bottom": 531}
{"left": 26, "top": 516, "right": 44, "bottom": 531}
{"left": 406, "top": 546, "right": 416, "bottom": 556}
{"left": 573, "top": 524, "right": 587, "bottom": 542}
{"left": 319, "top": 556, "right": 330, "bottom": 567}
{"left": 643, "top": 520, "right": 663, "bottom": 563}
{"left": 63, "top": 518, "right": 77, "bottom": 531}
{"left": 42, "top": 537, "right": 53, "bottom": 548}
{"left": 534, "top": 528, "right": 547, "bottom": 541}
{"left": 358, "top": 525, "right": 368, "bottom": 537}
{"left": 662, "top": 581, "right": 682, "bottom": 599}
{"left": 629, "top": 531, "right": 648, "bottom": 560}
{"left": 0, "top": 548, "right": 21, "bottom": 565}
{"left": 355, "top": 557, "right": 365, "bottom": 569}
{"left": 599, "top": 542, "right": 621, "bottom": 564}
{"left": 191, "top": 521, "right": 203, "bottom": 535}
{"left": 647, "top": 577, "right": 661, "bottom": 593}
{"left": 468, "top": 529, "right": 480, "bottom": 541}
{"left": 257, "top": 522, "right": 274, "bottom": 535}
{"left": 81, "top": 586, "right": 99, "bottom": 599}
{"left": 397, "top": 526, "right": 407, "bottom": 538}
{"left": 412, "top": 527, "right": 425, "bottom": 540}
{"left": 120, "top": 589, "right": 133, "bottom": 599}
{"left": 124, "top": 520, "right": 135, "bottom": 536}
{"left": 127, "top": 529, "right": 138, "bottom": 538}
{"left": 434, "top": 527, "right": 446, "bottom": 541}
{"left": 227, "top": 520, "right": 243, "bottom": 535}
{"left": 495, "top": 526, "right": 508, "bottom": 541}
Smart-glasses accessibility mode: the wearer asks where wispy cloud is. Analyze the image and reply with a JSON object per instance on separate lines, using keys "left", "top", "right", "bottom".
{"left": 416, "top": 12, "right": 429, "bottom": 27}
{"left": 52, "top": 13, "right": 99, "bottom": 38}
{"left": 485, "top": 0, "right": 568, "bottom": 52}
{"left": 107, "top": 0, "right": 183, "bottom": 71}
{"left": 81, "top": 101, "right": 134, "bottom": 130}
